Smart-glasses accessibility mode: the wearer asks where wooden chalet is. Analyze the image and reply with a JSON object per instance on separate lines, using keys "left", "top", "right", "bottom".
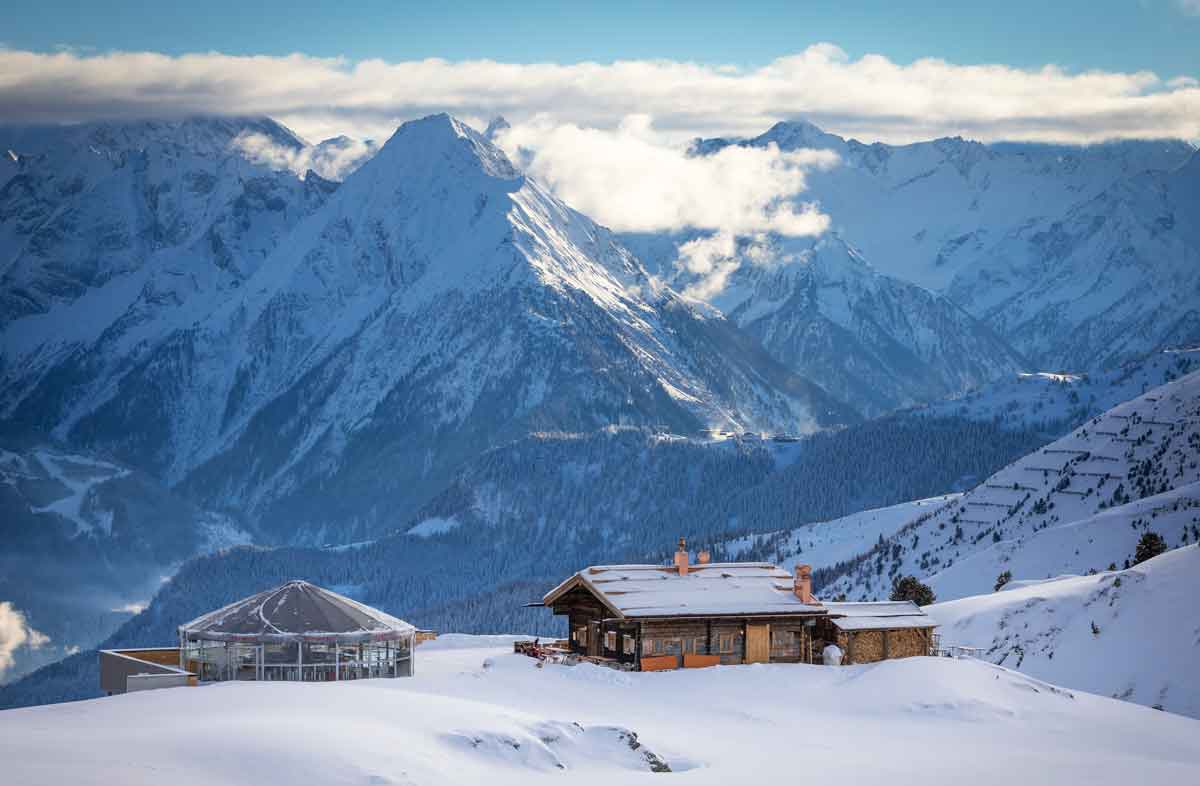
{"left": 539, "top": 540, "right": 936, "bottom": 670}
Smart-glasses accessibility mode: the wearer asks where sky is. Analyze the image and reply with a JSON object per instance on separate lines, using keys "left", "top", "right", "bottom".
{"left": 2, "top": 1, "right": 1199, "bottom": 146}
{"left": 5, "top": 1, "right": 1200, "bottom": 77}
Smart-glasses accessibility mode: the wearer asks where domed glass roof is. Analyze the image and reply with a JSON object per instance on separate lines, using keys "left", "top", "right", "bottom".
{"left": 179, "top": 580, "right": 414, "bottom": 643}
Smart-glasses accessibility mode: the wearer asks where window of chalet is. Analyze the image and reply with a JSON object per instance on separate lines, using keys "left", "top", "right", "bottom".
{"left": 693, "top": 636, "right": 706, "bottom": 654}
{"left": 772, "top": 630, "right": 796, "bottom": 648}
{"left": 605, "top": 631, "right": 617, "bottom": 652}
{"left": 622, "top": 635, "right": 636, "bottom": 655}
{"left": 716, "top": 633, "right": 736, "bottom": 654}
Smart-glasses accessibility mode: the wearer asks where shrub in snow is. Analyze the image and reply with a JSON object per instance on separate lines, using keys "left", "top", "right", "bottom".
{"left": 1134, "top": 532, "right": 1167, "bottom": 565}
{"left": 890, "top": 575, "right": 936, "bottom": 605}
{"left": 994, "top": 570, "right": 1012, "bottom": 592}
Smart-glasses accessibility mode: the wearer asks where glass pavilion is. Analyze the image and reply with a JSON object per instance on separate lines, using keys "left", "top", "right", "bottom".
{"left": 178, "top": 580, "right": 415, "bottom": 682}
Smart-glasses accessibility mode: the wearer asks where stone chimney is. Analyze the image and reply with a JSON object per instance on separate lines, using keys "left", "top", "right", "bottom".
{"left": 794, "top": 564, "right": 817, "bottom": 604}
{"left": 674, "top": 538, "right": 689, "bottom": 576}
{"left": 697, "top": 549, "right": 711, "bottom": 565}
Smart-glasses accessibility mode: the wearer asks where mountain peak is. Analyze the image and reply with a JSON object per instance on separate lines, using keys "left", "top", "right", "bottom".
{"left": 373, "top": 113, "right": 520, "bottom": 182}
{"left": 752, "top": 119, "right": 844, "bottom": 151}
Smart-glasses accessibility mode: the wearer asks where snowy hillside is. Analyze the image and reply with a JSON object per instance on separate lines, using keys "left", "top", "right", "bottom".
{"left": 0, "top": 443, "right": 249, "bottom": 683}
{"left": 927, "top": 544, "right": 1200, "bottom": 718}
{"left": 825, "top": 368, "right": 1200, "bottom": 601}
{"left": 719, "top": 494, "right": 960, "bottom": 575}
{"left": 631, "top": 232, "right": 1025, "bottom": 415}
{"left": 3, "top": 636, "right": 1198, "bottom": 786}
{"left": 685, "top": 121, "right": 1199, "bottom": 368}
{"left": 916, "top": 347, "right": 1199, "bottom": 434}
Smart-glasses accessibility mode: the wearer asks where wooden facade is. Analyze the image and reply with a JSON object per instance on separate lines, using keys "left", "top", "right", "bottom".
{"left": 542, "top": 556, "right": 937, "bottom": 672}
{"left": 546, "top": 587, "right": 835, "bottom": 669}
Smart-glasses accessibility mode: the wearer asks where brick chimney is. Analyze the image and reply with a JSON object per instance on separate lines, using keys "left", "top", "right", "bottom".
{"left": 697, "top": 549, "right": 711, "bottom": 565}
{"left": 794, "top": 564, "right": 817, "bottom": 604}
{"left": 674, "top": 538, "right": 689, "bottom": 576}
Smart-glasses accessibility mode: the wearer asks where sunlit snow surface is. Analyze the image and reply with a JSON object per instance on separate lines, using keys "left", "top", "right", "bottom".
{"left": 2, "top": 634, "right": 1198, "bottom": 785}
{"left": 927, "top": 544, "right": 1200, "bottom": 719}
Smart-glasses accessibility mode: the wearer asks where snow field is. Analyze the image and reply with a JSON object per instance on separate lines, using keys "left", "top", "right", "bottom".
{"left": 2, "top": 635, "right": 1198, "bottom": 785}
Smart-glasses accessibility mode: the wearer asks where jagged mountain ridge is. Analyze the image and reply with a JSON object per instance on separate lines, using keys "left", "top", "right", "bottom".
{"left": 687, "top": 120, "right": 1198, "bottom": 368}
{"left": 695, "top": 234, "right": 1026, "bottom": 415}
{"left": 1, "top": 114, "right": 852, "bottom": 545}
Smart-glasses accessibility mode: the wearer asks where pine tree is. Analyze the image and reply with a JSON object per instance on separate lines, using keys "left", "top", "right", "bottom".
{"left": 1134, "top": 532, "right": 1167, "bottom": 565}
{"left": 993, "top": 570, "right": 1012, "bottom": 592}
{"left": 890, "top": 575, "right": 936, "bottom": 606}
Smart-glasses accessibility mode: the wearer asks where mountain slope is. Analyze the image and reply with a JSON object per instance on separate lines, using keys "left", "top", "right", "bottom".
{"left": 688, "top": 120, "right": 1198, "bottom": 367}
{"left": 927, "top": 544, "right": 1200, "bottom": 718}
{"left": 824, "top": 368, "right": 1200, "bottom": 601}
{"left": 2, "top": 114, "right": 852, "bottom": 544}
{"left": 947, "top": 151, "right": 1200, "bottom": 369}
{"left": 704, "top": 234, "right": 1025, "bottom": 414}
{"left": 915, "top": 347, "right": 1199, "bottom": 434}
{"left": 0, "top": 441, "right": 249, "bottom": 684}
{"left": 0, "top": 116, "right": 338, "bottom": 439}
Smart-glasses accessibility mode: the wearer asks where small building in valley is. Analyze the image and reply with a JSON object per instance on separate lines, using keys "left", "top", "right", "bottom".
{"left": 538, "top": 540, "right": 936, "bottom": 670}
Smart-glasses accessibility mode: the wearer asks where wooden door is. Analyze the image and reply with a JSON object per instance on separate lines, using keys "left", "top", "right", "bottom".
{"left": 745, "top": 624, "right": 770, "bottom": 664}
{"left": 587, "top": 622, "right": 601, "bottom": 657}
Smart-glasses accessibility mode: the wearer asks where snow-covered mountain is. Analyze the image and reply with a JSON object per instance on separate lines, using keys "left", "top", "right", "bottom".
{"left": 946, "top": 151, "right": 1200, "bottom": 369}
{"left": 0, "top": 441, "right": 249, "bottom": 684}
{"left": 719, "top": 494, "right": 961, "bottom": 575}
{"left": 658, "top": 233, "right": 1027, "bottom": 415}
{"left": 915, "top": 347, "right": 1200, "bottom": 434}
{"left": 823, "top": 368, "right": 1200, "bottom": 602}
{"left": 927, "top": 544, "right": 1200, "bottom": 718}
{"left": 688, "top": 121, "right": 1198, "bottom": 368}
{"left": 1, "top": 114, "right": 851, "bottom": 544}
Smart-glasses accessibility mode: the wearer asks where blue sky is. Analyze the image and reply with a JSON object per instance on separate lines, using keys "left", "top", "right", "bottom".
{"left": 2, "top": 1, "right": 1198, "bottom": 146}
{"left": 7, "top": 0, "right": 1199, "bottom": 78}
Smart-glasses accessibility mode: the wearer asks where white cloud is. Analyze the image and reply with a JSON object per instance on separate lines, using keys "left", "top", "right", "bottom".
{"left": 496, "top": 116, "right": 831, "bottom": 298}
{"left": 0, "top": 601, "right": 49, "bottom": 677}
{"left": 232, "top": 131, "right": 378, "bottom": 181}
{"left": 1175, "top": 0, "right": 1200, "bottom": 15}
{"left": 677, "top": 232, "right": 743, "bottom": 301}
{"left": 0, "top": 45, "right": 1197, "bottom": 145}
{"left": 497, "top": 115, "right": 834, "bottom": 236}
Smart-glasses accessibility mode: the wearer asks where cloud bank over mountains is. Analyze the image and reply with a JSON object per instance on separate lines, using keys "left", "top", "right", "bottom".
{"left": 1, "top": 43, "right": 1197, "bottom": 145}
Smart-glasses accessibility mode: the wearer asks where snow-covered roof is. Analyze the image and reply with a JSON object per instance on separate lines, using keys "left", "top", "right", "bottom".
{"left": 543, "top": 563, "right": 826, "bottom": 619}
{"left": 824, "top": 601, "right": 936, "bottom": 631}
{"left": 179, "top": 580, "right": 415, "bottom": 643}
